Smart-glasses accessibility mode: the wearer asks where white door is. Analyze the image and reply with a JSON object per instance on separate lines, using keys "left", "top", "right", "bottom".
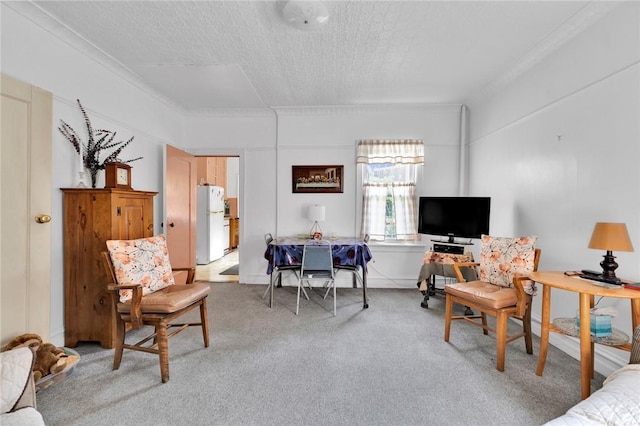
{"left": 0, "top": 74, "right": 52, "bottom": 345}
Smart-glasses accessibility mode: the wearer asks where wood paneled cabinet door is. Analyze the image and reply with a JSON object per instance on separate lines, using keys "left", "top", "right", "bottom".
{"left": 62, "top": 188, "right": 157, "bottom": 348}
{"left": 196, "top": 157, "right": 227, "bottom": 189}
{"left": 230, "top": 217, "right": 239, "bottom": 249}
{"left": 197, "top": 157, "right": 216, "bottom": 186}
{"left": 214, "top": 157, "right": 227, "bottom": 190}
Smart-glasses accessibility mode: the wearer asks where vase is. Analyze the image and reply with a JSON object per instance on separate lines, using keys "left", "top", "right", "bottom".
{"left": 76, "top": 170, "right": 88, "bottom": 188}
{"left": 88, "top": 168, "right": 100, "bottom": 188}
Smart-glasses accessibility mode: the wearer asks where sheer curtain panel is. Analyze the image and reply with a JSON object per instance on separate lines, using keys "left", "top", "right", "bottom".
{"left": 357, "top": 140, "right": 424, "bottom": 241}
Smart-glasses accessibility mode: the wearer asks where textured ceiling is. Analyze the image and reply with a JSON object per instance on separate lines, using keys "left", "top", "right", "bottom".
{"left": 21, "top": 1, "right": 615, "bottom": 111}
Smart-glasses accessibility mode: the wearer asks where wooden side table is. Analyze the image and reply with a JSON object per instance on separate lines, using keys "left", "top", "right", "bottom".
{"left": 531, "top": 271, "right": 640, "bottom": 399}
{"left": 417, "top": 251, "right": 476, "bottom": 308}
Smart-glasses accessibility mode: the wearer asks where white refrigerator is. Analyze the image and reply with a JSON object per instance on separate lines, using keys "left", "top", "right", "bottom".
{"left": 196, "top": 185, "right": 225, "bottom": 264}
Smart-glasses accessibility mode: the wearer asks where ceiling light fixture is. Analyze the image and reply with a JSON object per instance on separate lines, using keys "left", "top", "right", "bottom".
{"left": 282, "top": 0, "right": 329, "bottom": 31}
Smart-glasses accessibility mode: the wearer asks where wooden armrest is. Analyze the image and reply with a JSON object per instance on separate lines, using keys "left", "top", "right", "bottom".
{"left": 512, "top": 276, "right": 531, "bottom": 317}
{"left": 107, "top": 282, "right": 142, "bottom": 291}
{"left": 452, "top": 262, "right": 479, "bottom": 282}
{"left": 106, "top": 282, "right": 143, "bottom": 329}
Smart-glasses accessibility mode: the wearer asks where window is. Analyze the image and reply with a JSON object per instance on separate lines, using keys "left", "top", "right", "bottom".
{"left": 357, "top": 140, "right": 424, "bottom": 241}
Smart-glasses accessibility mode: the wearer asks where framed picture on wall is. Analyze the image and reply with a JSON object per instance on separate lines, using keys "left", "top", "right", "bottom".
{"left": 292, "top": 165, "right": 343, "bottom": 193}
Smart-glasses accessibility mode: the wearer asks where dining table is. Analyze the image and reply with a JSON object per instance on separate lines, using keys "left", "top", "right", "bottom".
{"left": 264, "top": 236, "right": 373, "bottom": 309}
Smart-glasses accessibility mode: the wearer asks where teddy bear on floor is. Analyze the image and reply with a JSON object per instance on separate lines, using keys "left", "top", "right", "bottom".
{"left": 1, "top": 332, "right": 42, "bottom": 351}
{"left": 2, "top": 333, "right": 68, "bottom": 382}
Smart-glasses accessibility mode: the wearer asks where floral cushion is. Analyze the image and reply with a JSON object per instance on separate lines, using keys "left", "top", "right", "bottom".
{"left": 106, "top": 235, "right": 175, "bottom": 303}
{"left": 478, "top": 235, "right": 538, "bottom": 295}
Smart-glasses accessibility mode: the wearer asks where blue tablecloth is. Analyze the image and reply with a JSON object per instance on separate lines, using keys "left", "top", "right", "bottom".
{"left": 264, "top": 237, "right": 372, "bottom": 275}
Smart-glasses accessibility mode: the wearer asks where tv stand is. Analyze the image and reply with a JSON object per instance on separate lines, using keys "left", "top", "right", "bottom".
{"left": 430, "top": 239, "right": 473, "bottom": 255}
{"left": 418, "top": 249, "right": 476, "bottom": 310}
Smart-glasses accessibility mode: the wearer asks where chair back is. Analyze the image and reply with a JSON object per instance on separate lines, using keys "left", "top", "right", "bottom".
{"left": 102, "top": 251, "right": 118, "bottom": 284}
{"left": 105, "top": 235, "right": 176, "bottom": 303}
{"left": 264, "top": 233, "right": 274, "bottom": 246}
{"left": 301, "top": 239, "right": 334, "bottom": 278}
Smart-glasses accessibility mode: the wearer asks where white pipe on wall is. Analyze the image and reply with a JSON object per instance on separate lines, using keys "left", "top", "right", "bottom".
{"left": 458, "top": 105, "right": 469, "bottom": 196}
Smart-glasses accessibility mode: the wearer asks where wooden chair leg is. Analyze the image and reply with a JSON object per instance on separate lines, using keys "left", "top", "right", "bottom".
{"left": 444, "top": 294, "right": 452, "bottom": 342}
{"left": 481, "top": 312, "right": 489, "bottom": 335}
{"left": 200, "top": 299, "right": 210, "bottom": 348}
{"left": 157, "top": 323, "right": 170, "bottom": 383}
{"left": 496, "top": 311, "right": 507, "bottom": 372}
{"left": 524, "top": 306, "right": 533, "bottom": 354}
{"left": 113, "top": 319, "right": 125, "bottom": 370}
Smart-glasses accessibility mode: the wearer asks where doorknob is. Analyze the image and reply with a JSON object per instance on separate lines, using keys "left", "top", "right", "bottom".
{"left": 35, "top": 214, "right": 51, "bottom": 224}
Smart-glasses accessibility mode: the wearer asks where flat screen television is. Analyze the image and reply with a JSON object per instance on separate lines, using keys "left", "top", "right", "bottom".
{"left": 418, "top": 196, "right": 491, "bottom": 242}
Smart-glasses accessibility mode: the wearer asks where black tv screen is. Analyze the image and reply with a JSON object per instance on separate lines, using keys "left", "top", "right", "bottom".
{"left": 418, "top": 197, "right": 491, "bottom": 241}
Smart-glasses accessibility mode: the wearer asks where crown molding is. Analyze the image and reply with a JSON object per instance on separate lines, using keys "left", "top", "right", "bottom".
{"left": 187, "top": 104, "right": 463, "bottom": 117}
{"left": 187, "top": 108, "right": 276, "bottom": 118}
{"left": 271, "top": 104, "right": 463, "bottom": 116}
{"left": 468, "top": 2, "right": 619, "bottom": 104}
{"left": 6, "top": 1, "right": 185, "bottom": 113}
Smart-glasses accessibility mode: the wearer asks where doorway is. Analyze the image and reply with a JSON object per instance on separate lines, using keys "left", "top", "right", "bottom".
{"left": 194, "top": 155, "right": 240, "bottom": 283}
{"left": 195, "top": 249, "right": 238, "bottom": 282}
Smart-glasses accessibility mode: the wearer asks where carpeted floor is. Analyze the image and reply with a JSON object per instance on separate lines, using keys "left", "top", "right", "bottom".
{"left": 36, "top": 283, "right": 603, "bottom": 425}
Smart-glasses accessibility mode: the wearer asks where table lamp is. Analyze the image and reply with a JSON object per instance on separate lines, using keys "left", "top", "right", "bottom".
{"left": 308, "top": 204, "right": 325, "bottom": 239}
{"left": 588, "top": 222, "right": 634, "bottom": 280}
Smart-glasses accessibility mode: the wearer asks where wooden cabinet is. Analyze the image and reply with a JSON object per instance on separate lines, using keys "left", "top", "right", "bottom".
{"left": 229, "top": 217, "right": 239, "bottom": 249}
{"left": 197, "top": 157, "right": 227, "bottom": 190}
{"left": 197, "top": 157, "right": 214, "bottom": 185}
{"left": 62, "top": 188, "right": 157, "bottom": 348}
{"left": 218, "top": 157, "right": 227, "bottom": 190}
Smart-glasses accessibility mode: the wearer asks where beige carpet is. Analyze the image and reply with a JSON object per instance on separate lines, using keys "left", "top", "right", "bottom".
{"left": 35, "top": 282, "right": 603, "bottom": 426}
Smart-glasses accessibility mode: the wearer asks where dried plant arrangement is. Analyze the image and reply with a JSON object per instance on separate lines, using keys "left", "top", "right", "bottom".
{"left": 58, "top": 99, "right": 142, "bottom": 187}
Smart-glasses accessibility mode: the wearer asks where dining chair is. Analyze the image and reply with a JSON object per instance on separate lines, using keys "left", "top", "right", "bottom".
{"left": 262, "top": 233, "right": 306, "bottom": 308}
{"left": 444, "top": 235, "right": 541, "bottom": 371}
{"left": 298, "top": 239, "right": 336, "bottom": 315}
{"left": 333, "top": 234, "right": 369, "bottom": 289}
{"left": 102, "top": 234, "right": 211, "bottom": 383}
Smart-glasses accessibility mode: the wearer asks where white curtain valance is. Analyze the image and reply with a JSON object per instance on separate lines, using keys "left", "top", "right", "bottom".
{"left": 356, "top": 139, "right": 424, "bottom": 165}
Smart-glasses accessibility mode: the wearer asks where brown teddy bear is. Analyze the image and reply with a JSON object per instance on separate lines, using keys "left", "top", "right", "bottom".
{"left": 34, "top": 343, "right": 67, "bottom": 382}
{"left": 1, "top": 332, "right": 42, "bottom": 351}
{"left": 2, "top": 333, "right": 69, "bottom": 382}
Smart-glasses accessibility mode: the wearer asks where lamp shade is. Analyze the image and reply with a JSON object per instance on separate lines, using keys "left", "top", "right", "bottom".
{"left": 588, "top": 222, "right": 634, "bottom": 252}
{"left": 308, "top": 204, "right": 326, "bottom": 222}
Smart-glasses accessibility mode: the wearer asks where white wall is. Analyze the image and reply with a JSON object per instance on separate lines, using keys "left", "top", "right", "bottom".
{"left": 2, "top": 4, "right": 184, "bottom": 346}
{"left": 184, "top": 105, "right": 464, "bottom": 287}
{"left": 467, "top": 3, "right": 640, "bottom": 374}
